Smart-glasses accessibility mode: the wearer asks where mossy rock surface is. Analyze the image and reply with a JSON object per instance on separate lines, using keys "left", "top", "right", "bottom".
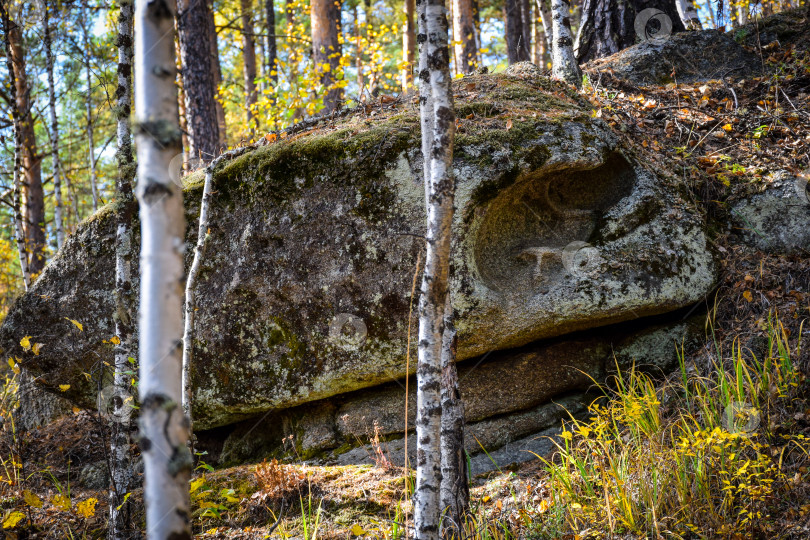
{"left": 0, "top": 69, "right": 717, "bottom": 429}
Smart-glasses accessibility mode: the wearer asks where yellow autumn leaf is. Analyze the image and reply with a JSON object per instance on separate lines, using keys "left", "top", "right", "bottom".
{"left": 110, "top": 336, "right": 121, "bottom": 345}
{"left": 7, "top": 358, "right": 14, "bottom": 370}
{"left": 482, "top": 495, "right": 491, "bottom": 503}
{"left": 59, "top": 384, "right": 71, "bottom": 392}
{"left": 72, "top": 406, "right": 81, "bottom": 414}
{"left": 350, "top": 524, "right": 367, "bottom": 536}
{"left": 76, "top": 497, "right": 98, "bottom": 518}
{"left": 743, "top": 290, "right": 753, "bottom": 302}
{"left": 20, "top": 336, "right": 31, "bottom": 350}
{"left": 65, "top": 318, "right": 83, "bottom": 332}
{"left": 190, "top": 477, "right": 206, "bottom": 494}
{"left": 31, "top": 343, "right": 43, "bottom": 355}
{"left": 52, "top": 493, "right": 71, "bottom": 511}
{"left": 23, "top": 489, "right": 43, "bottom": 508}
{"left": 2, "top": 510, "right": 25, "bottom": 529}
{"left": 722, "top": 123, "right": 733, "bottom": 132}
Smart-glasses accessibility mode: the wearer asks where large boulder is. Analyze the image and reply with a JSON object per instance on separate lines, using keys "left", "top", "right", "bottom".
{"left": 0, "top": 70, "right": 717, "bottom": 430}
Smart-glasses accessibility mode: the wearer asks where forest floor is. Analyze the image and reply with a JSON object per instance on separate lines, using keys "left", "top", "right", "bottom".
{"left": 1, "top": 9, "right": 810, "bottom": 540}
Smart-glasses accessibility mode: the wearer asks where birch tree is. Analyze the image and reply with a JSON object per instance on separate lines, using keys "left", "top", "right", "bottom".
{"left": 439, "top": 298, "right": 469, "bottom": 535}
{"left": 134, "top": 0, "right": 191, "bottom": 537}
{"left": 81, "top": 7, "right": 99, "bottom": 211}
{"left": 414, "top": 0, "right": 456, "bottom": 535}
{"left": 550, "top": 0, "right": 581, "bottom": 87}
{"left": 1, "top": 4, "right": 30, "bottom": 290}
{"left": 676, "top": 0, "right": 703, "bottom": 30}
{"left": 109, "top": 0, "right": 137, "bottom": 537}
{"left": 43, "top": 0, "right": 65, "bottom": 250}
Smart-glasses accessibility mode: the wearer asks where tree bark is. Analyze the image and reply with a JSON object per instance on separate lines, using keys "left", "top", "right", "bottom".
{"left": 178, "top": 0, "right": 220, "bottom": 160}
{"left": 207, "top": 2, "right": 227, "bottom": 147}
{"left": 414, "top": 0, "right": 456, "bottom": 536}
{"left": 536, "top": 0, "right": 552, "bottom": 51}
{"left": 676, "top": 0, "right": 703, "bottom": 29}
{"left": 133, "top": 0, "right": 192, "bottom": 537}
{"left": 403, "top": 0, "right": 416, "bottom": 90}
{"left": 574, "top": 0, "right": 685, "bottom": 64}
{"left": 43, "top": 0, "right": 65, "bottom": 251}
{"left": 439, "top": 300, "right": 469, "bottom": 535}
{"left": 8, "top": 11, "right": 45, "bottom": 277}
{"left": 241, "top": 0, "right": 258, "bottom": 129}
{"left": 109, "top": 2, "right": 137, "bottom": 538}
{"left": 551, "top": 0, "right": 581, "bottom": 87}
{"left": 521, "top": 0, "right": 532, "bottom": 58}
{"left": 265, "top": 0, "right": 278, "bottom": 86}
{"left": 311, "top": 0, "right": 342, "bottom": 113}
{"left": 452, "top": 0, "right": 479, "bottom": 73}
{"left": 736, "top": 1, "right": 747, "bottom": 27}
{"left": 1, "top": 5, "right": 30, "bottom": 290}
{"left": 82, "top": 8, "right": 99, "bottom": 212}
{"left": 505, "top": 0, "right": 530, "bottom": 63}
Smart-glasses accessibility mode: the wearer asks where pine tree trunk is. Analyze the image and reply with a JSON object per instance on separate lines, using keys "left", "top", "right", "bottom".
{"left": 676, "top": 0, "right": 703, "bottom": 29}
{"left": 8, "top": 15, "right": 45, "bottom": 277}
{"left": 505, "top": 0, "right": 530, "bottom": 63}
{"left": 452, "top": 0, "right": 479, "bottom": 73}
{"left": 521, "top": 0, "right": 532, "bottom": 57}
{"left": 1, "top": 5, "right": 30, "bottom": 290}
{"left": 551, "top": 0, "right": 581, "bottom": 87}
{"left": 241, "top": 0, "right": 258, "bottom": 129}
{"left": 355, "top": 6, "right": 365, "bottom": 98}
{"left": 574, "top": 0, "right": 685, "bottom": 63}
{"left": 178, "top": 0, "right": 220, "bottom": 160}
{"left": 311, "top": 0, "right": 342, "bottom": 113}
{"left": 402, "top": 0, "right": 416, "bottom": 90}
{"left": 133, "top": 0, "right": 192, "bottom": 536}
{"left": 414, "top": 0, "right": 456, "bottom": 536}
{"left": 439, "top": 299, "right": 469, "bottom": 535}
{"left": 82, "top": 9, "right": 99, "bottom": 212}
{"left": 265, "top": 0, "right": 278, "bottom": 86}
{"left": 207, "top": 1, "right": 227, "bottom": 147}
{"left": 109, "top": 2, "right": 136, "bottom": 538}
{"left": 43, "top": 0, "right": 65, "bottom": 250}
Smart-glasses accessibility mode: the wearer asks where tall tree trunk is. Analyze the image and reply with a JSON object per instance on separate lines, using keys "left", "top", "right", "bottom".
{"left": 551, "top": 0, "right": 581, "bottom": 87}
{"left": 716, "top": 0, "right": 725, "bottom": 29}
{"left": 505, "top": 0, "right": 530, "bottom": 63}
{"left": 43, "top": 0, "right": 65, "bottom": 250}
{"left": 241, "top": 0, "right": 258, "bottom": 129}
{"left": 402, "top": 0, "right": 416, "bottom": 90}
{"left": 265, "top": 0, "right": 278, "bottom": 86}
{"left": 207, "top": 2, "right": 227, "bottom": 147}
{"left": 109, "top": 1, "right": 136, "bottom": 538}
{"left": 82, "top": 9, "right": 99, "bottom": 212}
{"left": 1, "top": 5, "right": 30, "bottom": 290}
{"left": 414, "top": 0, "right": 456, "bottom": 536}
{"left": 8, "top": 9, "right": 45, "bottom": 276}
{"left": 311, "top": 0, "right": 342, "bottom": 113}
{"left": 355, "top": 5, "right": 365, "bottom": 99}
{"left": 676, "top": 0, "right": 703, "bottom": 29}
{"left": 453, "top": 0, "right": 479, "bottom": 73}
{"left": 736, "top": 1, "right": 747, "bottom": 26}
{"left": 521, "top": 0, "right": 532, "bottom": 58}
{"left": 536, "top": 0, "right": 552, "bottom": 51}
{"left": 178, "top": 0, "right": 220, "bottom": 160}
{"left": 574, "top": 0, "right": 685, "bottom": 64}
{"left": 133, "top": 0, "right": 192, "bottom": 537}
{"left": 439, "top": 300, "right": 469, "bottom": 535}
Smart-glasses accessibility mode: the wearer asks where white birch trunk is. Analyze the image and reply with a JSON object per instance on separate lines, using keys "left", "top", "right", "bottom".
{"left": 676, "top": 0, "right": 703, "bottom": 30}
{"left": 134, "top": 0, "right": 192, "bottom": 537}
{"left": 181, "top": 146, "right": 249, "bottom": 426}
{"left": 550, "top": 0, "right": 581, "bottom": 88}
{"left": 439, "top": 295, "right": 469, "bottom": 535}
{"left": 414, "top": 0, "right": 456, "bottom": 537}
{"left": 43, "top": 0, "right": 64, "bottom": 249}
{"left": 82, "top": 7, "right": 99, "bottom": 211}
{"left": 736, "top": 1, "right": 748, "bottom": 27}
{"left": 109, "top": 0, "right": 136, "bottom": 537}
{"left": 1, "top": 6, "right": 31, "bottom": 290}
{"left": 535, "top": 0, "right": 552, "bottom": 53}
